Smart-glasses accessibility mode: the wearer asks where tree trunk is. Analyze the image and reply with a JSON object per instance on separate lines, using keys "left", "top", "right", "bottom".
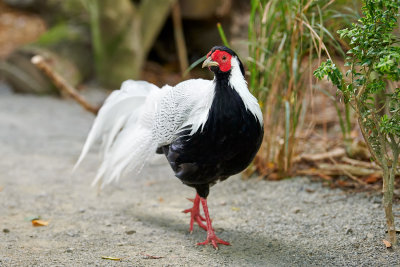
{"left": 89, "top": 0, "right": 176, "bottom": 88}
{"left": 383, "top": 165, "right": 396, "bottom": 245}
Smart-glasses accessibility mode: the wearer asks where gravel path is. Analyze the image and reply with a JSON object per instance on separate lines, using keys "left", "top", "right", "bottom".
{"left": 0, "top": 91, "right": 399, "bottom": 266}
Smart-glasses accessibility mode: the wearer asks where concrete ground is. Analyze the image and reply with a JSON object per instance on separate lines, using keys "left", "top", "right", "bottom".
{"left": 0, "top": 89, "right": 399, "bottom": 266}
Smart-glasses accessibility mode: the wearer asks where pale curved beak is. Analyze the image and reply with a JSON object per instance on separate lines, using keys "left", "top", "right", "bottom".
{"left": 202, "top": 57, "right": 219, "bottom": 68}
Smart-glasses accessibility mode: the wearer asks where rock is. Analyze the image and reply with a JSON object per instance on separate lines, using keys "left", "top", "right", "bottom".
{"left": 3, "top": 228, "right": 10, "bottom": 233}
{"left": 293, "top": 208, "right": 301, "bottom": 214}
{"left": 0, "top": 2, "right": 46, "bottom": 58}
{"left": 125, "top": 230, "right": 136, "bottom": 235}
{"left": 372, "top": 197, "right": 381, "bottom": 204}
{"left": 2, "top": 47, "right": 82, "bottom": 95}
{"left": 345, "top": 228, "right": 353, "bottom": 235}
{"left": 66, "top": 231, "right": 79, "bottom": 237}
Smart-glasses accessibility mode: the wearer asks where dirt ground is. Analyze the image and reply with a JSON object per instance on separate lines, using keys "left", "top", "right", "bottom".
{"left": 1, "top": 87, "right": 400, "bottom": 266}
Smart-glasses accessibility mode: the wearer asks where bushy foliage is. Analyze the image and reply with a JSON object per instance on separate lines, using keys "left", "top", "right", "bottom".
{"left": 315, "top": 0, "right": 400, "bottom": 245}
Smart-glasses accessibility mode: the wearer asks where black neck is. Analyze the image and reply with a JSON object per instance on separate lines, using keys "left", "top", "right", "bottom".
{"left": 214, "top": 70, "right": 231, "bottom": 88}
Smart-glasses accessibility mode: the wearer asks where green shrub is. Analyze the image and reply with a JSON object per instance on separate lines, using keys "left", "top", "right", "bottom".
{"left": 315, "top": 0, "right": 400, "bottom": 246}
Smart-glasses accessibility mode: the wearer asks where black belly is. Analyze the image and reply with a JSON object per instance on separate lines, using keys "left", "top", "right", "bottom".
{"left": 160, "top": 87, "right": 263, "bottom": 198}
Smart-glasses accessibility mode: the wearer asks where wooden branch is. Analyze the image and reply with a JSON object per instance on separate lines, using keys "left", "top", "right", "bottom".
{"left": 318, "top": 163, "right": 380, "bottom": 177}
{"left": 295, "top": 147, "right": 346, "bottom": 162}
{"left": 297, "top": 164, "right": 381, "bottom": 186}
{"left": 327, "top": 156, "right": 368, "bottom": 185}
{"left": 341, "top": 157, "right": 380, "bottom": 170}
{"left": 31, "top": 55, "right": 99, "bottom": 115}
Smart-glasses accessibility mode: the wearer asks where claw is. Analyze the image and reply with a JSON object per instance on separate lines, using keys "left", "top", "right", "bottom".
{"left": 182, "top": 208, "right": 191, "bottom": 214}
{"left": 196, "top": 196, "right": 230, "bottom": 249}
{"left": 197, "top": 235, "right": 231, "bottom": 249}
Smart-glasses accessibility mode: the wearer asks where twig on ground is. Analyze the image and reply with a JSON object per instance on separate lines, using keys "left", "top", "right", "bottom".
{"left": 294, "top": 147, "right": 346, "bottom": 162}
{"left": 341, "top": 157, "right": 380, "bottom": 170}
{"left": 327, "top": 156, "right": 369, "bottom": 185}
{"left": 317, "top": 163, "right": 378, "bottom": 177}
{"left": 31, "top": 55, "right": 100, "bottom": 115}
{"left": 141, "top": 253, "right": 164, "bottom": 259}
{"left": 296, "top": 168, "right": 333, "bottom": 181}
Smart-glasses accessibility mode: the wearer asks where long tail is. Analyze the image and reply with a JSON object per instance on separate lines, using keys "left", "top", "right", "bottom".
{"left": 74, "top": 80, "right": 159, "bottom": 186}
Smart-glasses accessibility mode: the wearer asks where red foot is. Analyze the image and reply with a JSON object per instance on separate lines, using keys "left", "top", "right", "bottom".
{"left": 197, "top": 231, "right": 231, "bottom": 249}
{"left": 182, "top": 194, "right": 207, "bottom": 232}
{"left": 197, "top": 197, "right": 230, "bottom": 249}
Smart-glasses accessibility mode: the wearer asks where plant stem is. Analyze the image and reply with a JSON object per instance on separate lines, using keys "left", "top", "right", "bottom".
{"left": 386, "top": 141, "right": 399, "bottom": 245}
{"left": 354, "top": 82, "right": 380, "bottom": 165}
{"left": 344, "top": 102, "right": 351, "bottom": 138}
{"left": 383, "top": 162, "right": 396, "bottom": 245}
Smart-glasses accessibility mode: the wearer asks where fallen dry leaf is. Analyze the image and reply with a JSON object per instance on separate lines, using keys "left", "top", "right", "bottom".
{"left": 0, "top": 186, "right": 3, "bottom": 192}
{"left": 364, "top": 173, "right": 380, "bottom": 184}
{"left": 31, "top": 219, "right": 49, "bottom": 227}
{"left": 267, "top": 172, "right": 280, "bottom": 180}
{"left": 382, "top": 239, "right": 392, "bottom": 248}
{"left": 101, "top": 256, "right": 122, "bottom": 261}
{"left": 336, "top": 180, "right": 350, "bottom": 187}
{"left": 231, "top": 207, "right": 240, "bottom": 211}
{"left": 267, "top": 162, "right": 275, "bottom": 169}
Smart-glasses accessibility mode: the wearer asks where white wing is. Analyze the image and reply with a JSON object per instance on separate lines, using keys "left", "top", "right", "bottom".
{"left": 74, "top": 78, "right": 215, "bottom": 186}
{"left": 153, "top": 78, "right": 214, "bottom": 145}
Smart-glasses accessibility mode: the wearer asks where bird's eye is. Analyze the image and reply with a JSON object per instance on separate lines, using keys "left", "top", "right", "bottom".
{"left": 222, "top": 55, "right": 227, "bottom": 61}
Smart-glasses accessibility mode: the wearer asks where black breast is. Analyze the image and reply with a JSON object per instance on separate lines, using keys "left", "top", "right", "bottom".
{"left": 161, "top": 78, "right": 263, "bottom": 197}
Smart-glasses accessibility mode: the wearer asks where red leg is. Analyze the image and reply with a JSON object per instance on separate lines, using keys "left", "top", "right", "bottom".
{"left": 182, "top": 193, "right": 207, "bottom": 232}
{"left": 197, "top": 197, "right": 230, "bottom": 249}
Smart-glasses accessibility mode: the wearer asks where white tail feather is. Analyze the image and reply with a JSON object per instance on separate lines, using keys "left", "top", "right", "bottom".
{"left": 74, "top": 80, "right": 159, "bottom": 184}
{"left": 92, "top": 127, "right": 157, "bottom": 187}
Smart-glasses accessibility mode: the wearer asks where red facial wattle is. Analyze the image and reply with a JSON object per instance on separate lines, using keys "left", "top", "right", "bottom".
{"left": 210, "top": 50, "right": 232, "bottom": 72}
